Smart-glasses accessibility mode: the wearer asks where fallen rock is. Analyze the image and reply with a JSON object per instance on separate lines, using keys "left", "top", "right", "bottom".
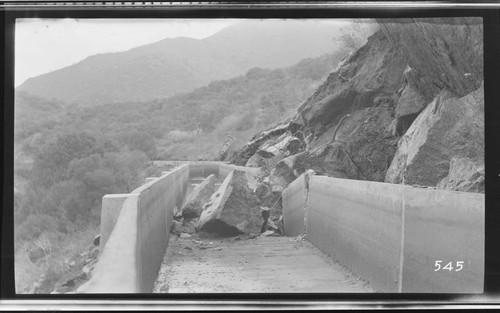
{"left": 228, "top": 122, "right": 300, "bottom": 165}
{"left": 293, "top": 106, "right": 398, "bottom": 182}
{"left": 173, "top": 206, "right": 183, "bottom": 219}
{"left": 181, "top": 218, "right": 198, "bottom": 235}
{"left": 386, "top": 85, "right": 484, "bottom": 187}
{"left": 268, "top": 169, "right": 289, "bottom": 193}
{"left": 197, "top": 170, "right": 262, "bottom": 236}
{"left": 182, "top": 174, "right": 217, "bottom": 218}
{"left": 260, "top": 206, "right": 271, "bottom": 233}
{"left": 255, "top": 182, "right": 282, "bottom": 213}
{"left": 180, "top": 233, "right": 192, "bottom": 238}
{"left": 245, "top": 153, "right": 266, "bottom": 167}
{"left": 93, "top": 234, "right": 100, "bottom": 246}
{"left": 261, "top": 230, "right": 276, "bottom": 237}
{"left": 393, "top": 83, "right": 427, "bottom": 135}
{"left": 90, "top": 247, "right": 99, "bottom": 259}
{"left": 277, "top": 215, "right": 284, "bottom": 236}
{"left": 82, "top": 263, "right": 94, "bottom": 275}
{"left": 436, "top": 157, "right": 485, "bottom": 193}
{"left": 257, "top": 134, "right": 301, "bottom": 158}
{"left": 170, "top": 220, "right": 182, "bottom": 235}
{"left": 378, "top": 18, "right": 483, "bottom": 102}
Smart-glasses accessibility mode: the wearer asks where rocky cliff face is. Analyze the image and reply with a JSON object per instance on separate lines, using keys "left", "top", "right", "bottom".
{"left": 231, "top": 17, "right": 484, "bottom": 193}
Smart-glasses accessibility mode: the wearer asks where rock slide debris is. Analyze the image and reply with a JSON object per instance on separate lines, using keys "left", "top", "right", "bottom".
{"left": 197, "top": 170, "right": 262, "bottom": 236}
{"left": 182, "top": 174, "right": 217, "bottom": 218}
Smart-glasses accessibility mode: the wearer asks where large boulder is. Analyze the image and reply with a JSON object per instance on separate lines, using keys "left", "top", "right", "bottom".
{"left": 393, "top": 81, "right": 427, "bottom": 136}
{"left": 182, "top": 174, "right": 217, "bottom": 218}
{"left": 378, "top": 18, "right": 483, "bottom": 102}
{"left": 436, "top": 157, "right": 485, "bottom": 193}
{"left": 385, "top": 84, "right": 484, "bottom": 187}
{"left": 255, "top": 181, "right": 282, "bottom": 216}
{"left": 197, "top": 170, "right": 262, "bottom": 235}
{"left": 229, "top": 122, "right": 300, "bottom": 166}
{"left": 291, "top": 30, "right": 406, "bottom": 133}
{"left": 294, "top": 106, "right": 398, "bottom": 182}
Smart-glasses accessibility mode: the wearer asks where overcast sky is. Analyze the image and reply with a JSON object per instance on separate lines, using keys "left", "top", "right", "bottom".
{"left": 15, "top": 18, "right": 239, "bottom": 87}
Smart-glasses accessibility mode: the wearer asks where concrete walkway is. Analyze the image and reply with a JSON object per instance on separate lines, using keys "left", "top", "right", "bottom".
{"left": 153, "top": 235, "right": 375, "bottom": 293}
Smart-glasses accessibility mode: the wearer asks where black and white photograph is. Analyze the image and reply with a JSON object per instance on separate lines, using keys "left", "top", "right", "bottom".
{"left": 12, "top": 15, "right": 485, "bottom": 296}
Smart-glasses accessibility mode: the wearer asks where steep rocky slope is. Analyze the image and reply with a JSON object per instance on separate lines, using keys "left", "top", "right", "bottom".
{"left": 231, "top": 17, "right": 484, "bottom": 193}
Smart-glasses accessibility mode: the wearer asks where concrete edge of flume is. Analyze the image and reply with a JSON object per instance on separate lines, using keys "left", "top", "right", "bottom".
{"left": 78, "top": 162, "right": 261, "bottom": 293}
{"left": 78, "top": 161, "right": 485, "bottom": 294}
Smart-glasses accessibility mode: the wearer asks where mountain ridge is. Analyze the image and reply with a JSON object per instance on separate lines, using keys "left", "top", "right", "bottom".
{"left": 18, "top": 20, "right": 346, "bottom": 106}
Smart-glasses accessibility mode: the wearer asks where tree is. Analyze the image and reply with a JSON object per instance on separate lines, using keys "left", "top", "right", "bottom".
{"left": 32, "top": 132, "right": 97, "bottom": 186}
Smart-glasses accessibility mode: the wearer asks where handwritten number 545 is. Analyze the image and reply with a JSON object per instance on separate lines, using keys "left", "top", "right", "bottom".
{"left": 434, "top": 261, "right": 464, "bottom": 271}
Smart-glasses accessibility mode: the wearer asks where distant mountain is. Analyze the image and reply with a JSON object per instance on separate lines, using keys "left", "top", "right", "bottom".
{"left": 15, "top": 49, "right": 350, "bottom": 161}
{"left": 17, "top": 20, "right": 346, "bottom": 106}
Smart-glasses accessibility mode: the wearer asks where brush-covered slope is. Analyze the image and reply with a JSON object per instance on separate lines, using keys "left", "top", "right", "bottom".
{"left": 16, "top": 50, "right": 349, "bottom": 161}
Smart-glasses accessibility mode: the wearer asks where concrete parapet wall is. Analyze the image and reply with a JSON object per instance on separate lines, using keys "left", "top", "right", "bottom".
{"left": 307, "top": 176, "right": 404, "bottom": 292}
{"left": 189, "top": 162, "right": 219, "bottom": 178}
{"left": 81, "top": 162, "right": 258, "bottom": 293}
{"left": 80, "top": 165, "right": 190, "bottom": 293}
{"left": 79, "top": 194, "right": 141, "bottom": 293}
{"left": 303, "top": 175, "right": 484, "bottom": 293}
{"left": 100, "top": 194, "right": 129, "bottom": 250}
{"left": 144, "top": 177, "right": 158, "bottom": 184}
{"left": 401, "top": 188, "right": 484, "bottom": 293}
{"left": 134, "top": 164, "right": 189, "bottom": 292}
{"left": 282, "top": 173, "right": 308, "bottom": 237}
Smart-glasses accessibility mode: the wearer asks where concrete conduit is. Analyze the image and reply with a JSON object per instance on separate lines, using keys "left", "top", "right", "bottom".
{"left": 79, "top": 162, "right": 260, "bottom": 293}
{"left": 282, "top": 174, "right": 485, "bottom": 293}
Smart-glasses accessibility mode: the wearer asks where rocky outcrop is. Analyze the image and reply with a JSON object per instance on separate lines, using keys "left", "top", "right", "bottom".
{"left": 292, "top": 30, "right": 406, "bottom": 133}
{"left": 380, "top": 18, "right": 483, "bottom": 138}
{"left": 229, "top": 122, "right": 301, "bottom": 166}
{"left": 197, "top": 170, "right": 262, "bottom": 235}
{"left": 385, "top": 85, "right": 484, "bottom": 191}
{"left": 235, "top": 30, "right": 406, "bottom": 183}
{"left": 378, "top": 18, "right": 483, "bottom": 102}
{"left": 255, "top": 181, "right": 282, "bottom": 216}
{"left": 231, "top": 17, "right": 484, "bottom": 194}
{"left": 182, "top": 174, "right": 217, "bottom": 217}
{"left": 393, "top": 81, "right": 426, "bottom": 136}
{"left": 436, "top": 156, "right": 485, "bottom": 193}
{"left": 295, "top": 106, "right": 397, "bottom": 181}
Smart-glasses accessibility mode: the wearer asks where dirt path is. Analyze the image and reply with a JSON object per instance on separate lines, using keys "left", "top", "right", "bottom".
{"left": 153, "top": 235, "right": 375, "bottom": 293}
